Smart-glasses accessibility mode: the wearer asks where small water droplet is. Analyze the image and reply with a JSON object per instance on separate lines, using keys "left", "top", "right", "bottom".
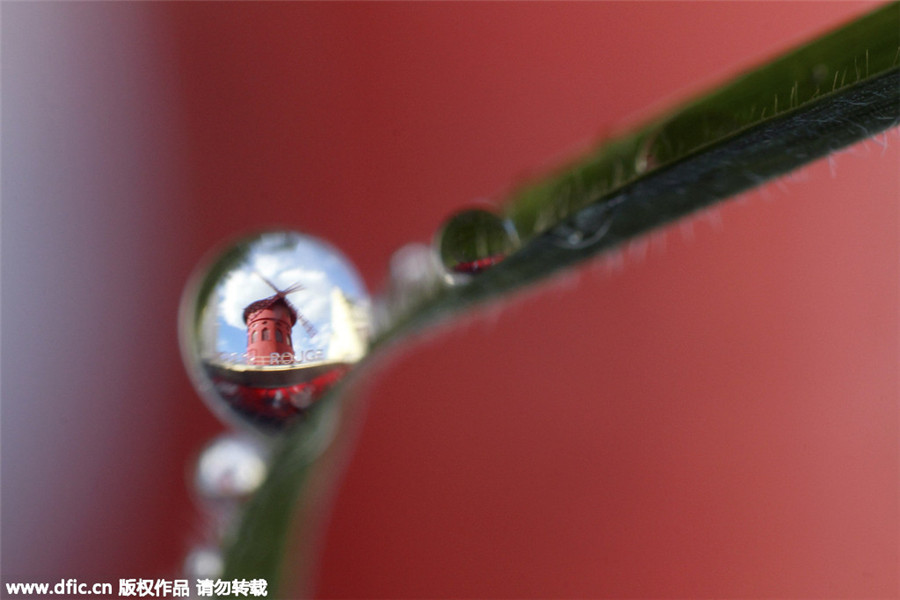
{"left": 435, "top": 207, "right": 519, "bottom": 279}
{"left": 390, "top": 243, "right": 441, "bottom": 295}
{"left": 376, "top": 243, "right": 442, "bottom": 328}
{"left": 634, "top": 132, "right": 660, "bottom": 175}
{"left": 179, "top": 230, "right": 371, "bottom": 434}
{"left": 811, "top": 63, "right": 829, "bottom": 86}
{"left": 550, "top": 200, "right": 619, "bottom": 249}
{"left": 194, "top": 432, "right": 269, "bottom": 502}
{"left": 183, "top": 546, "right": 224, "bottom": 580}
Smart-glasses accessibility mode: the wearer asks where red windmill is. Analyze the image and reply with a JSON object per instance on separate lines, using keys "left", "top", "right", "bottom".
{"left": 243, "top": 272, "right": 316, "bottom": 365}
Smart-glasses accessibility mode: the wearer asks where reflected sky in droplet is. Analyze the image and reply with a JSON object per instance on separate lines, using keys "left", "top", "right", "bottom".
{"left": 202, "top": 231, "right": 369, "bottom": 362}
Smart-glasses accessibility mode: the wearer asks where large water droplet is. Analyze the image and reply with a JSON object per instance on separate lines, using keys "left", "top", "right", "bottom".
{"left": 435, "top": 207, "right": 519, "bottom": 279}
{"left": 180, "top": 230, "right": 371, "bottom": 434}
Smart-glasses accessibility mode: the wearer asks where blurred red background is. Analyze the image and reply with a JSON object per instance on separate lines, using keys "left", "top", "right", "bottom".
{"left": 2, "top": 2, "right": 897, "bottom": 598}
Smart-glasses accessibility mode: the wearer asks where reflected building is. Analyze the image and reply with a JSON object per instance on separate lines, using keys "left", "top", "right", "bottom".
{"left": 201, "top": 285, "right": 368, "bottom": 431}
{"left": 326, "top": 287, "right": 367, "bottom": 362}
{"left": 243, "top": 293, "right": 297, "bottom": 365}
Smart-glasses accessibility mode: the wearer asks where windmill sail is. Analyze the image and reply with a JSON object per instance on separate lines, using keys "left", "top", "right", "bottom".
{"left": 244, "top": 272, "right": 316, "bottom": 338}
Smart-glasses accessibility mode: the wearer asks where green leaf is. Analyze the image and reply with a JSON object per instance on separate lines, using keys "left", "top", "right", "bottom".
{"left": 220, "top": 3, "right": 900, "bottom": 596}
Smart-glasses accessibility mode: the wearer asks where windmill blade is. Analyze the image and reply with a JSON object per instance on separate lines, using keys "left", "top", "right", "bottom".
{"left": 295, "top": 309, "right": 317, "bottom": 338}
{"left": 281, "top": 282, "right": 305, "bottom": 296}
{"left": 254, "top": 270, "right": 283, "bottom": 294}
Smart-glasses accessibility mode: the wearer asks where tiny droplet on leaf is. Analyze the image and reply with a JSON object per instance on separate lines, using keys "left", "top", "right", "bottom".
{"left": 435, "top": 207, "right": 519, "bottom": 280}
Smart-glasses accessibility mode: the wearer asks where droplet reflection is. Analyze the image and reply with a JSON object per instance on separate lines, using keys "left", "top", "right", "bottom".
{"left": 180, "top": 230, "right": 371, "bottom": 433}
{"left": 436, "top": 207, "right": 519, "bottom": 279}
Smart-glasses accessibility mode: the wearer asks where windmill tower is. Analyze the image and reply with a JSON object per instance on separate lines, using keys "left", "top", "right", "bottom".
{"left": 243, "top": 273, "right": 315, "bottom": 365}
